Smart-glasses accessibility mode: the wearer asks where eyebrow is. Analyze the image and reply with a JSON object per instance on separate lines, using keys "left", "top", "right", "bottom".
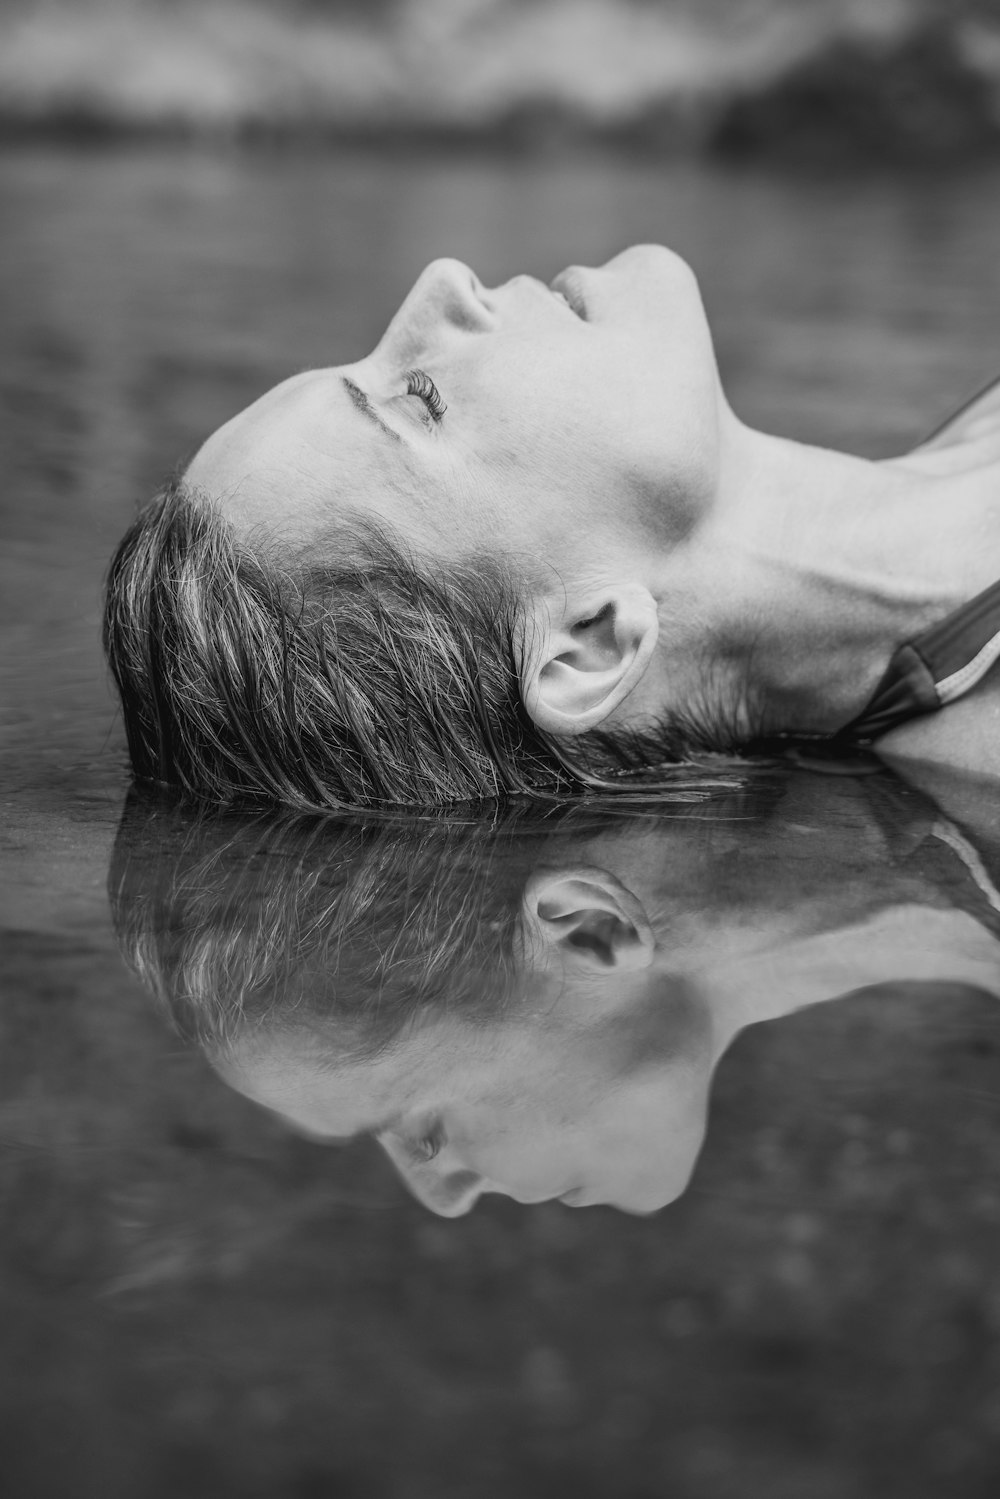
{"left": 341, "top": 375, "right": 402, "bottom": 443}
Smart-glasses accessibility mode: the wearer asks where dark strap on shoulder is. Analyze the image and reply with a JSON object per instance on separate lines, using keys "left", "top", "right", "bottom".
{"left": 843, "top": 578, "right": 1000, "bottom": 742}
{"left": 840, "top": 368, "right": 1000, "bottom": 742}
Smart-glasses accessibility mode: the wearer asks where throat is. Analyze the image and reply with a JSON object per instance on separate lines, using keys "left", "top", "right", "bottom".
{"left": 699, "top": 427, "right": 1000, "bottom": 740}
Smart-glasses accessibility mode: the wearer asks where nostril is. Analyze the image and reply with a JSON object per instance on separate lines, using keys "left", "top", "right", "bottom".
{"left": 430, "top": 1169, "right": 486, "bottom": 1216}
{"left": 402, "top": 1166, "right": 487, "bottom": 1218}
{"left": 426, "top": 259, "right": 495, "bottom": 326}
{"left": 470, "top": 271, "right": 494, "bottom": 314}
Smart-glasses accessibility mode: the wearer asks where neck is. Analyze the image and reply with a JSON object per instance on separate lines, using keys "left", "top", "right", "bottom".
{"left": 701, "top": 903, "right": 1000, "bottom": 1055}
{"left": 650, "top": 415, "right": 1000, "bottom": 740}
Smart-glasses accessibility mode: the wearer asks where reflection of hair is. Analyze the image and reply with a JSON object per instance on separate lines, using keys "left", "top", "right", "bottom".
{"left": 104, "top": 482, "right": 743, "bottom": 812}
{"left": 109, "top": 794, "right": 577, "bottom": 1061}
{"left": 109, "top": 778, "right": 751, "bottom": 1063}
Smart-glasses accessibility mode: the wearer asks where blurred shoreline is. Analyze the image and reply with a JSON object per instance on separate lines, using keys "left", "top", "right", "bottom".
{"left": 2, "top": 0, "right": 1000, "bottom": 162}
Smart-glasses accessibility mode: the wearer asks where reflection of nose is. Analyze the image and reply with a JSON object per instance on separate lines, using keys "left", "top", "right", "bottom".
{"left": 376, "top": 1133, "right": 488, "bottom": 1217}
{"left": 391, "top": 258, "right": 495, "bottom": 341}
{"left": 403, "top": 1164, "right": 487, "bottom": 1217}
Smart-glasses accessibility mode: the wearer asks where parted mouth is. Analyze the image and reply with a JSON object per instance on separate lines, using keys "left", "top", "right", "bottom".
{"left": 549, "top": 269, "right": 588, "bottom": 320}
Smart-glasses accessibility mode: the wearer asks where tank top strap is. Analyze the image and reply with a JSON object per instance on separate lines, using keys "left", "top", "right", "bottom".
{"left": 839, "top": 368, "right": 1000, "bottom": 743}
{"left": 843, "top": 578, "right": 1000, "bottom": 742}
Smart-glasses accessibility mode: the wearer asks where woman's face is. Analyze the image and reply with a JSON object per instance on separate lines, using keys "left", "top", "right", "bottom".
{"left": 187, "top": 245, "right": 724, "bottom": 567}
{"left": 222, "top": 971, "right": 714, "bottom": 1219}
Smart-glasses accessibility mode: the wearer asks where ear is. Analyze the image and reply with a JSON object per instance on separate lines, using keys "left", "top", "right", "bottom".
{"left": 521, "top": 865, "right": 655, "bottom": 974}
{"left": 522, "top": 584, "right": 659, "bottom": 736}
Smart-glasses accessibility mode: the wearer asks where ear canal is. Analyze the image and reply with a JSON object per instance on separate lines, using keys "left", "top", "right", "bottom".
{"left": 525, "top": 868, "right": 656, "bottom": 973}
{"left": 572, "top": 602, "right": 613, "bottom": 635}
{"left": 547, "top": 908, "right": 638, "bottom": 968}
{"left": 563, "top": 604, "right": 623, "bottom": 668}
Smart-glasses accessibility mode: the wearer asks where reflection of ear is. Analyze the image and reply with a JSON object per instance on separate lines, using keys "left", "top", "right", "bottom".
{"left": 522, "top": 585, "right": 659, "bottom": 735}
{"left": 522, "top": 865, "right": 655, "bottom": 973}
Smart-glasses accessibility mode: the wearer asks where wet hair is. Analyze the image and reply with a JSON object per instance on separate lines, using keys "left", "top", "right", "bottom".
{"left": 103, "top": 480, "right": 749, "bottom": 812}
{"left": 104, "top": 477, "right": 572, "bottom": 809}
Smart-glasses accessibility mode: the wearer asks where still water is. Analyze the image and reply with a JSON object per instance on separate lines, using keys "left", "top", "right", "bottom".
{"left": 3, "top": 146, "right": 1000, "bottom": 1496}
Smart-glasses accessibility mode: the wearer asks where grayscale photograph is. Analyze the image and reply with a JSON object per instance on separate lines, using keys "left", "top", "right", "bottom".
{"left": 2, "top": 1, "right": 1000, "bottom": 1495}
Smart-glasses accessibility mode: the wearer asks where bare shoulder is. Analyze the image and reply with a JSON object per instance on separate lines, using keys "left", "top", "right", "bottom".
{"left": 917, "top": 371, "right": 1000, "bottom": 455}
{"left": 878, "top": 375, "right": 1000, "bottom": 784}
{"left": 876, "top": 674, "right": 1000, "bottom": 782}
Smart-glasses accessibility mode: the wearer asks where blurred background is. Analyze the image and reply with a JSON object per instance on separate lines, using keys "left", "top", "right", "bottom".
{"left": 1, "top": 0, "right": 1000, "bottom": 159}
{"left": 4, "top": 3, "right": 1000, "bottom": 1497}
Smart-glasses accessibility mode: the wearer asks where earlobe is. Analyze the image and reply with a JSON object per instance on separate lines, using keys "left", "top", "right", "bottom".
{"left": 522, "top": 584, "right": 659, "bottom": 736}
{"left": 521, "top": 866, "right": 655, "bottom": 974}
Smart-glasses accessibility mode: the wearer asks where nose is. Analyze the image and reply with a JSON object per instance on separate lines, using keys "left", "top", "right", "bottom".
{"left": 378, "top": 258, "right": 495, "bottom": 356}
{"left": 377, "top": 1131, "right": 489, "bottom": 1217}
{"left": 405, "top": 1165, "right": 488, "bottom": 1217}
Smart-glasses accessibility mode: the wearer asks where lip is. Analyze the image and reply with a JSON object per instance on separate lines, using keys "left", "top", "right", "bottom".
{"left": 549, "top": 268, "right": 588, "bottom": 320}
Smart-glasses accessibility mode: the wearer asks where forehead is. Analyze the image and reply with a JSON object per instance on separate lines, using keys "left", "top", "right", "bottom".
{"left": 222, "top": 1010, "right": 485, "bottom": 1140}
{"left": 185, "top": 368, "right": 409, "bottom": 541}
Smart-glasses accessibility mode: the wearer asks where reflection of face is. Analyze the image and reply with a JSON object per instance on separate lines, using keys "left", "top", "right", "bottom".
{"left": 224, "top": 971, "right": 714, "bottom": 1218}
{"left": 186, "top": 246, "right": 722, "bottom": 565}
{"left": 376, "top": 1020, "right": 713, "bottom": 1219}
{"left": 218, "top": 785, "right": 863, "bottom": 1220}
{"left": 209, "top": 772, "right": 1000, "bottom": 1220}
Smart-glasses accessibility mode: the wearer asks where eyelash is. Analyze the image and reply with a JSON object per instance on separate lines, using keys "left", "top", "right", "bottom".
{"left": 404, "top": 368, "right": 447, "bottom": 424}
{"left": 402, "top": 1123, "right": 444, "bottom": 1165}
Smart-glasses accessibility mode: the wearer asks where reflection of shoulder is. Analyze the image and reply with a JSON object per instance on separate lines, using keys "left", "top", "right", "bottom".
{"left": 878, "top": 702, "right": 1000, "bottom": 812}
{"left": 876, "top": 680, "right": 1000, "bottom": 780}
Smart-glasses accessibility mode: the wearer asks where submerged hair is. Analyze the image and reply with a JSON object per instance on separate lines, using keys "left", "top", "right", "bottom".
{"left": 104, "top": 478, "right": 580, "bottom": 809}
{"left": 104, "top": 480, "right": 753, "bottom": 811}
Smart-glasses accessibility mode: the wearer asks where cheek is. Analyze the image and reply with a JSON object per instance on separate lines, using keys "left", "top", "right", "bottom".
{"left": 477, "top": 1139, "right": 578, "bottom": 1200}
{"left": 377, "top": 445, "right": 503, "bottom": 559}
{"left": 622, "top": 381, "right": 720, "bottom": 545}
{"left": 449, "top": 341, "right": 720, "bottom": 551}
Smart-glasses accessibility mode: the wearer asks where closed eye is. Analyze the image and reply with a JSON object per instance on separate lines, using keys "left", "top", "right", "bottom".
{"left": 404, "top": 368, "right": 447, "bottom": 425}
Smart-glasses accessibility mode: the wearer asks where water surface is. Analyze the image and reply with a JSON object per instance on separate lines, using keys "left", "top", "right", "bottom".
{"left": 3, "top": 146, "right": 1000, "bottom": 1497}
